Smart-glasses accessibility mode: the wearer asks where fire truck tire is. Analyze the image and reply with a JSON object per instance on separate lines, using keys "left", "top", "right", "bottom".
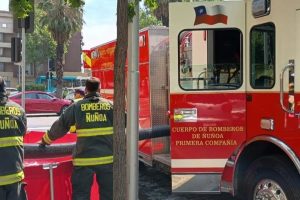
{"left": 24, "top": 143, "right": 75, "bottom": 159}
{"left": 242, "top": 155, "right": 300, "bottom": 200}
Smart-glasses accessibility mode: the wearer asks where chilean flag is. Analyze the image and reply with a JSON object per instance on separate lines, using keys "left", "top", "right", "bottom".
{"left": 194, "top": 5, "right": 228, "bottom": 25}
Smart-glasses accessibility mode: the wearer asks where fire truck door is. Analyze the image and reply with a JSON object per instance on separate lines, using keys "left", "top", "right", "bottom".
{"left": 279, "top": 10, "right": 300, "bottom": 126}
{"left": 296, "top": 10, "right": 300, "bottom": 117}
{"left": 169, "top": 1, "right": 246, "bottom": 193}
{"left": 293, "top": 10, "right": 300, "bottom": 117}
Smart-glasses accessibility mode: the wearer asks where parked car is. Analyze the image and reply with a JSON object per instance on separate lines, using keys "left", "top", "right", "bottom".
{"left": 9, "top": 91, "right": 71, "bottom": 115}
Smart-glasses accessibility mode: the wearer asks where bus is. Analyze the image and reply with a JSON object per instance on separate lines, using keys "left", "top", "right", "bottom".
{"left": 35, "top": 75, "right": 88, "bottom": 92}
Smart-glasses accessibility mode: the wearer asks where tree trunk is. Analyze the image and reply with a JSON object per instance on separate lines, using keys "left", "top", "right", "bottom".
{"left": 55, "top": 43, "right": 64, "bottom": 98}
{"left": 113, "top": 0, "right": 128, "bottom": 199}
{"left": 154, "top": 0, "right": 169, "bottom": 26}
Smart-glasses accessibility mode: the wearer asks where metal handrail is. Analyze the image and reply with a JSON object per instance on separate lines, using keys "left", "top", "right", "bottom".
{"left": 280, "top": 63, "right": 297, "bottom": 115}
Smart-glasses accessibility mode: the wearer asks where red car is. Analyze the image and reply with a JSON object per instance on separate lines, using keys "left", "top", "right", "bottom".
{"left": 9, "top": 91, "right": 71, "bottom": 115}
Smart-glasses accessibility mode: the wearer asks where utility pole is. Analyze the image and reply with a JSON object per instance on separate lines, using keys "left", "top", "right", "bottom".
{"left": 15, "top": 1, "right": 34, "bottom": 109}
{"left": 21, "top": 20, "right": 26, "bottom": 109}
{"left": 127, "top": 1, "right": 139, "bottom": 199}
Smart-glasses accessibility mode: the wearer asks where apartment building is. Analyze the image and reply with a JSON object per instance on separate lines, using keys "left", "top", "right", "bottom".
{"left": 0, "top": 9, "right": 83, "bottom": 88}
{"left": 0, "top": 11, "right": 15, "bottom": 87}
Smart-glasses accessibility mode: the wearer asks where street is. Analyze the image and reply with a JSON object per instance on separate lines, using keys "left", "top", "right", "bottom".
{"left": 27, "top": 115, "right": 236, "bottom": 200}
{"left": 27, "top": 114, "right": 58, "bottom": 132}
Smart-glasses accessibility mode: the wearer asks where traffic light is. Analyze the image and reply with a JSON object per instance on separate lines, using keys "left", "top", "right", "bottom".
{"left": 25, "top": 12, "right": 34, "bottom": 33}
{"left": 46, "top": 71, "right": 54, "bottom": 79}
{"left": 48, "top": 59, "right": 55, "bottom": 71}
{"left": 11, "top": 37, "right": 22, "bottom": 62}
{"left": 16, "top": 0, "right": 34, "bottom": 33}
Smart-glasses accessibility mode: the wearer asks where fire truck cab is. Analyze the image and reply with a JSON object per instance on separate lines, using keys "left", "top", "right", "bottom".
{"left": 169, "top": 0, "right": 300, "bottom": 199}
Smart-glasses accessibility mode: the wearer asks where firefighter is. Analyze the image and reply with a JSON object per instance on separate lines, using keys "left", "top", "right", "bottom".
{"left": 73, "top": 88, "right": 85, "bottom": 102}
{"left": 0, "top": 76, "right": 27, "bottom": 200}
{"left": 40, "top": 77, "right": 113, "bottom": 200}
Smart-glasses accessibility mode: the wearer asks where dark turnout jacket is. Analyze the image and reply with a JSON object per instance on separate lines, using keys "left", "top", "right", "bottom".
{"left": 42, "top": 92, "right": 113, "bottom": 166}
{"left": 0, "top": 94, "right": 27, "bottom": 185}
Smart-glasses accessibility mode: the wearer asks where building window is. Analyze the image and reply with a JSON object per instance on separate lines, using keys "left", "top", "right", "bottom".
{"left": 0, "top": 33, "right": 3, "bottom": 42}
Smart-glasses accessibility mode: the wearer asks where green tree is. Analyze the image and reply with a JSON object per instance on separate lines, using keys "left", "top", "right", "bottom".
{"left": 38, "top": 0, "right": 83, "bottom": 98}
{"left": 139, "top": 7, "right": 162, "bottom": 29}
{"left": 146, "top": 0, "right": 195, "bottom": 27}
{"left": 26, "top": 8, "right": 56, "bottom": 77}
{"left": 10, "top": 0, "right": 84, "bottom": 18}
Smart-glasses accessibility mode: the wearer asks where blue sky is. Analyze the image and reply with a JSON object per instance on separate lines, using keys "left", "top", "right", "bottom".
{"left": 82, "top": 0, "right": 117, "bottom": 49}
{"left": 0, "top": 0, "right": 117, "bottom": 49}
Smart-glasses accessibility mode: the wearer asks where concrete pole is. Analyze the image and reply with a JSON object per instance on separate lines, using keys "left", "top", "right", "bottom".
{"left": 21, "top": 26, "right": 26, "bottom": 110}
{"left": 127, "top": 1, "right": 139, "bottom": 199}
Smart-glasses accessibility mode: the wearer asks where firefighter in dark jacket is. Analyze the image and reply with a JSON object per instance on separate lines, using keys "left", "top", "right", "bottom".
{"left": 0, "top": 76, "right": 27, "bottom": 200}
{"left": 41, "top": 77, "right": 113, "bottom": 200}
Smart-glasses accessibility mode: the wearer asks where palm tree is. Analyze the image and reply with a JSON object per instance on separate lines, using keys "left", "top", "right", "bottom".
{"left": 38, "top": 0, "right": 83, "bottom": 98}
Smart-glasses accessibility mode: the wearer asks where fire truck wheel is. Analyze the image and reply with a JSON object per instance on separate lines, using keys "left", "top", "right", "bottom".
{"left": 243, "top": 155, "right": 300, "bottom": 200}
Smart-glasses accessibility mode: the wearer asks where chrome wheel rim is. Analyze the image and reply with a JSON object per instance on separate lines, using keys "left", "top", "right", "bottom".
{"left": 253, "top": 179, "right": 287, "bottom": 200}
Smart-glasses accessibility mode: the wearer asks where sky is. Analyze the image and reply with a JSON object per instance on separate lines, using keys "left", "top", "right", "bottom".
{"left": 82, "top": 0, "right": 117, "bottom": 49}
{"left": 0, "top": 0, "right": 117, "bottom": 49}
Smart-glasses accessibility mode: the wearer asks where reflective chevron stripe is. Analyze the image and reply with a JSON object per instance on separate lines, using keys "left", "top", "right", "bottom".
{"left": 73, "top": 155, "right": 113, "bottom": 166}
{"left": 0, "top": 171, "right": 24, "bottom": 186}
{"left": 42, "top": 131, "right": 53, "bottom": 144}
{"left": 0, "top": 136, "right": 23, "bottom": 148}
{"left": 76, "top": 127, "right": 113, "bottom": 137}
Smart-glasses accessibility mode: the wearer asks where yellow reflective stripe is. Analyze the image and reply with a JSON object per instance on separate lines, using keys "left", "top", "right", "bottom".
{"left": 69, "top": 125, "right": 76, "bottom": 133}
{"left": 0, "top": 136, "right": 23, "bottom": 148}
{"left": 0, "top": 171, "right": 24, "bottom": 186}
{"left": 76, "top": 127, "right": 113, "bottom": 137}
{"left": 73, "top": 156, "right": 113, "bottom": 166}
{"left": 83, "top": 52, "right": 91, "bottom": 67}
{"left": 42, "top": 131, "right": 52, "bottom": 144}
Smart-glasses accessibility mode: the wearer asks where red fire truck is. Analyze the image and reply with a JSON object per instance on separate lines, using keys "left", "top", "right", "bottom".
{"left": 88, "top": 0, "right": 300, "bottom": 199}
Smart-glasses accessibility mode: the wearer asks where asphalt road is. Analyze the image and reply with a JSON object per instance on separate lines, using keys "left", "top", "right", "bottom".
{"left": 139, "top": 165, "right": 236, "bottom": 200}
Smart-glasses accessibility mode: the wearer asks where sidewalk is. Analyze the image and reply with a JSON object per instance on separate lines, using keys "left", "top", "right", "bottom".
{"left": 139, "top": 165, "right": 235, "bottom": 200}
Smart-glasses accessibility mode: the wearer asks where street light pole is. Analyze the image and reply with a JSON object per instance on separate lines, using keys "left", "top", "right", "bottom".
{"left": 21, "top": 25, "right": 26, "bottom": 110}
{"left": 127, "top": 1, "right": 139, "bottom": 199}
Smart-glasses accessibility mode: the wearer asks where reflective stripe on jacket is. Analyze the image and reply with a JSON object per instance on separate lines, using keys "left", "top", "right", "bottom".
{"left": 0, "top": 136, "right": 23, "bottom": 148}
{"left": 0, "top": 171, "right": 24, "bottom": 186}
{"left": 76, "top": 127, "right": 113, "bottom": 137}
{"left": 73, "top": 155, "right": 113, "bottom": 166}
